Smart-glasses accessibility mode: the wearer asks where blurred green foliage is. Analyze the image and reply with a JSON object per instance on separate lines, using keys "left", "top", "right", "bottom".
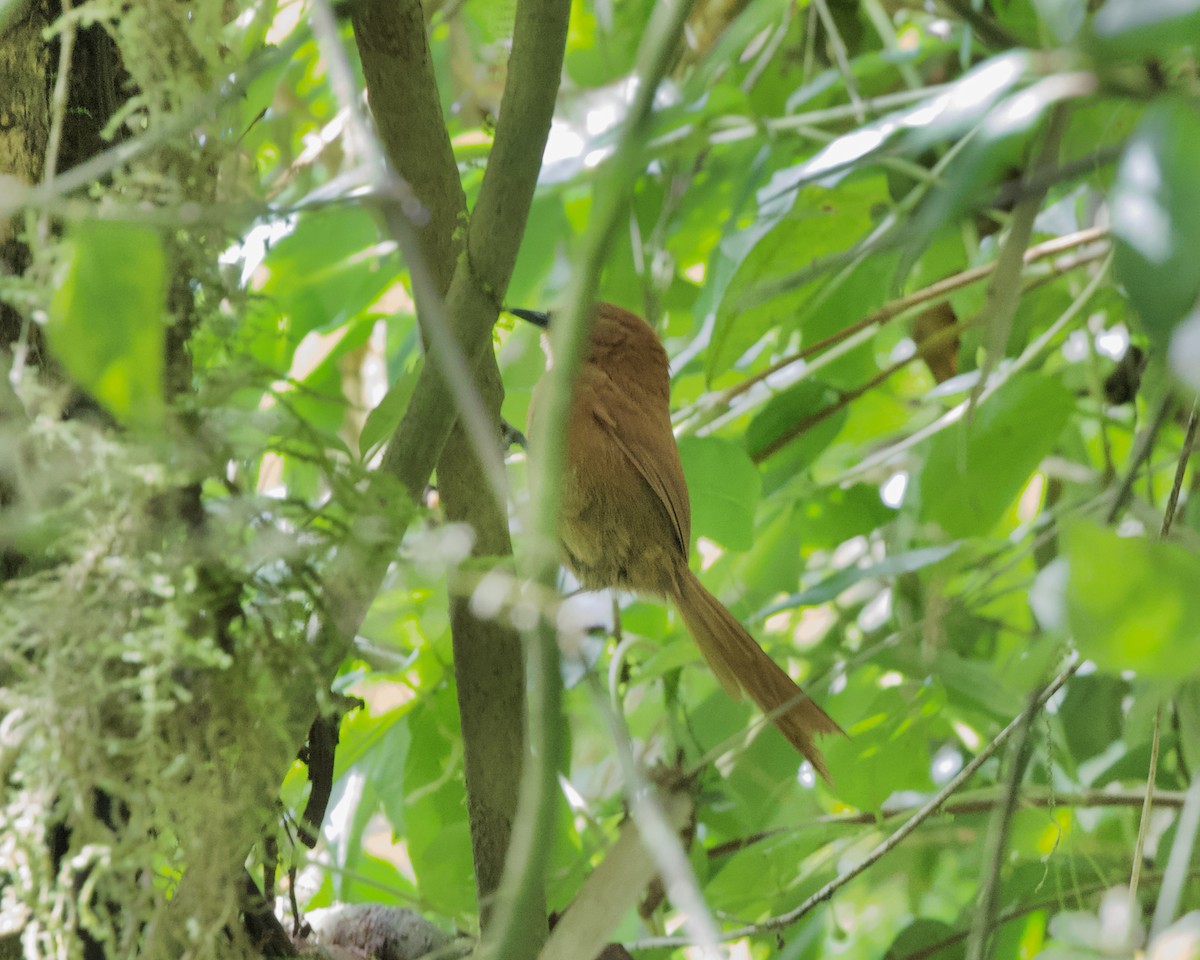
{"left": 4, "top": 0, "right": 1200, "bottom": 956}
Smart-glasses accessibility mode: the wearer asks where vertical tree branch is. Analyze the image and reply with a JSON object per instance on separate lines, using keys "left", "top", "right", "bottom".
{"left": 477, "top": 2, "right": 698, "bottom": 958}
{"left": 348, "top": 0, "right": 570, "bottom": 930}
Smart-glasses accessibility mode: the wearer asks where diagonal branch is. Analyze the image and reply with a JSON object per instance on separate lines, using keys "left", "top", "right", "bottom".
{"left": 634, "top": 657, "right": 1080, "bottom": 949}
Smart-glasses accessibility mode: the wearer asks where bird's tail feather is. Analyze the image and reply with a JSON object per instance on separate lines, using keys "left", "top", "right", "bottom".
{"left": 675, "top": 569, "right": 842, "bottom": 781}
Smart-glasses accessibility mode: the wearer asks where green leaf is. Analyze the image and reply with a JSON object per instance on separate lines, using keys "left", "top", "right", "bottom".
{"left": 822, "top": 688, "right": 934, "bottom": 810}
{"left": 1111, "top": 100, "right": 1200, "bottom": 345}
{"left": 1059, "top": 674, "right": 1129, "bottom": 762}
{"left": 708, "top": 177, "right": 885, "bottom": 381}
{"left": 563, "top": 0, "right": 654, "bottom": 87}
{"left": 736, "top": 505, "right": 805, "bottom": 597}
{"left": 775, "top": 51, "right": 1031, "bottom": 187}
{"left": 403, "top": 693, "right": 473, "bottom": 917}
{"left": 1176, "top": 679, "right": 1200, "bottom": 763}
{"left": 745, "top": 381, "right": 845, "bottom": 464}
{"left": 886, "top": 919, "right": 966, "bottom": 960}
{"left": 678, "top": 436, "right": 762, "bottom": 550}
{"left": 917, "top": 375, "right": 1073, "bottom": 538}
{"left": 1065, "top": 523, "right": 1200, "bottom": 678}
{"left": 1032, "top": 0, "right": 1088, "bottom": 41}
{"left": 360, "top": 362, "right": 421, "bottom": 458}
{"left": 1088, "top": 0, "right": 1200, "bottom": 56}
{"left": 47, "top": 220, "right": 166, "bottom": 427}
{"left": 258, "top": 207, "right": 393, "bottom": 362}
{"left": 930, "top": 649, "right": 1024, "bottom": 719}
{"left": 796, "top": 483, "right": 896, "bottom": 548}
{"left": 904, "top": 79, "right": 1085, "bottom": 278}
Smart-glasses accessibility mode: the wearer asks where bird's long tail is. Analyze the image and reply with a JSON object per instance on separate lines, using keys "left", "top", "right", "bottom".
{"left": 675, "top": 568, "right": 842, "bottom": 781}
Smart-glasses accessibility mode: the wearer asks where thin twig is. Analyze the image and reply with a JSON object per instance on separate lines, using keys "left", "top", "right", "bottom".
{"left": 632, "top": 657, "right": 1080, "bottom": 948}
{"left": 696, "top": 83, "right": 954, "bottom": 148}
{"left": 840, "top": 252, "right": 1111, "bottom": 482}
{"left": 705, "top": 788, "right": 1194, "bottom": 859}
{"left": 966, "top": 690, "right": 1038, "bottom": 960}
{"left": 895, "top": 869, "right": 1200, "bottom": 960}
{"left": 1129, "top": 707, "right": 1162, "bottom": 907}
{"left": 1161, "top": 398, "right": 1199, "bottom": 537}
{"left": 812, "top": 0, "right": 865, "bottom": 122}
{"left": 1105, "top": 392, "right": 1176, "bottom": 524}
{"left": 714, "top": 227, "right": 1108, "bottom": 410}
{"left": 749, "top": 318, "right": 971, "bottom": 463}
{"left": 992, "top": 144, "right": 1124, "bottom": 210}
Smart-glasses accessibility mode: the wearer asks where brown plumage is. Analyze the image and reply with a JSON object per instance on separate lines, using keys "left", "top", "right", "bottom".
{"left": 518, "top": 302, "right": 841, "bottom": 780}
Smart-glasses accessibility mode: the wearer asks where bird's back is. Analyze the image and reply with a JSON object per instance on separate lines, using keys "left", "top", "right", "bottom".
{"left": 550, "top": 305, "right": 692, "bottom": 596}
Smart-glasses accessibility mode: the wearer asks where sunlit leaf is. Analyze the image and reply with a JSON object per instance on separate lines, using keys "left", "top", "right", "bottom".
{"left": 710, "top": 178, "right": 884, "bottom": 379}
{"left": 1065, "top": 523, "right": 1200, "bottom": 678}
{"left": 773, "top": 51, "right": 1031, "bottom": 189}
{"left": 822, "top": 688, "right": 934, "bottom": 810}
{"left": 1111, "top": 100, "right": 1200, "bottom": 346}
{"left": 1088, "top": 0, "right": 1200, "bottom": 56}
{"left": 678, "top": 435, "right": 761, "bottom": 550}
{"left": 360, "top": 363, "right": 421, "bottom": 457}
{"left": 917, "top": 375, "right": 1073, "bottom": 538}
{"left": 48, "top": 220, "right": 166, "bottom": 428}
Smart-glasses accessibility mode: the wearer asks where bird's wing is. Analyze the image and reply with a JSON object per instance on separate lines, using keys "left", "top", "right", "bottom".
{"left": 590, "top": 379, "right": 692, "bottom": 556}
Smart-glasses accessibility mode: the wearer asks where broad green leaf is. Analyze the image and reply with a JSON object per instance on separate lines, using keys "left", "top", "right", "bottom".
{"left": 736, "top": 505, "right": 805, "bottom": 597}
{"left": 257, "top": 208, "right": 393, "bottom": 365}
{"left": 1176, "top": 679, "right": 1200, "bottom": 764}
{"left": 48, "top": 220, "right": 166, "bottom": 427}
{"left": 822, "top": 688, "right": 934, "bottom": 810}
{"left": 901, "top": 647, "right": 1026, "bottom": 719}
{"left": 1065, "top": 523, "right": 1200, "bottom": 678}
{"left": 993, "top": 0, "right": 1044, "bottom": 43}
{"left": 286, "top": 314, "right": 374, "bottom": 437}
{"left": 709, "top": 177, "right": 884, "bottom": 381}
{"left": 795, "top": 483, "right": 896, "bottom": 548}
{"left": 917, "top": 375, "right": 1073, "bottom": 538}
{"left": 886, "top": 919, "right": 966, "bottom": 960}
{"left": 563, "top": 0, "right": 654, "bottom": 87}
{"left": 403, "top": 693, "right": 473, "bottom": 917}
{"left": 1111, "top": 100, "right": 1200, "bottom": 346}
{"left": 1058, "top": 674, "right": 1128, "bottom": 762}
{"left": 678, "top": 436, "right": 761, "bottom": 550}
{"left": 1088, "top": 0, "right": 1200, "bottom": 56}
{"left": 745, "top": 381, "right": 845, "bottom": 464}
{"left": 360, "top": 362, "right": 421, "bottom": 458}
{"left": 774, "top": 51, "right": 1031, "bottom": 187}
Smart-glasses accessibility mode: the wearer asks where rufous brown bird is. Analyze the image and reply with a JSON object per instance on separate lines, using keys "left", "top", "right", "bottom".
{"left": 513, "top": 302, "right": 841, "bottom": 779}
